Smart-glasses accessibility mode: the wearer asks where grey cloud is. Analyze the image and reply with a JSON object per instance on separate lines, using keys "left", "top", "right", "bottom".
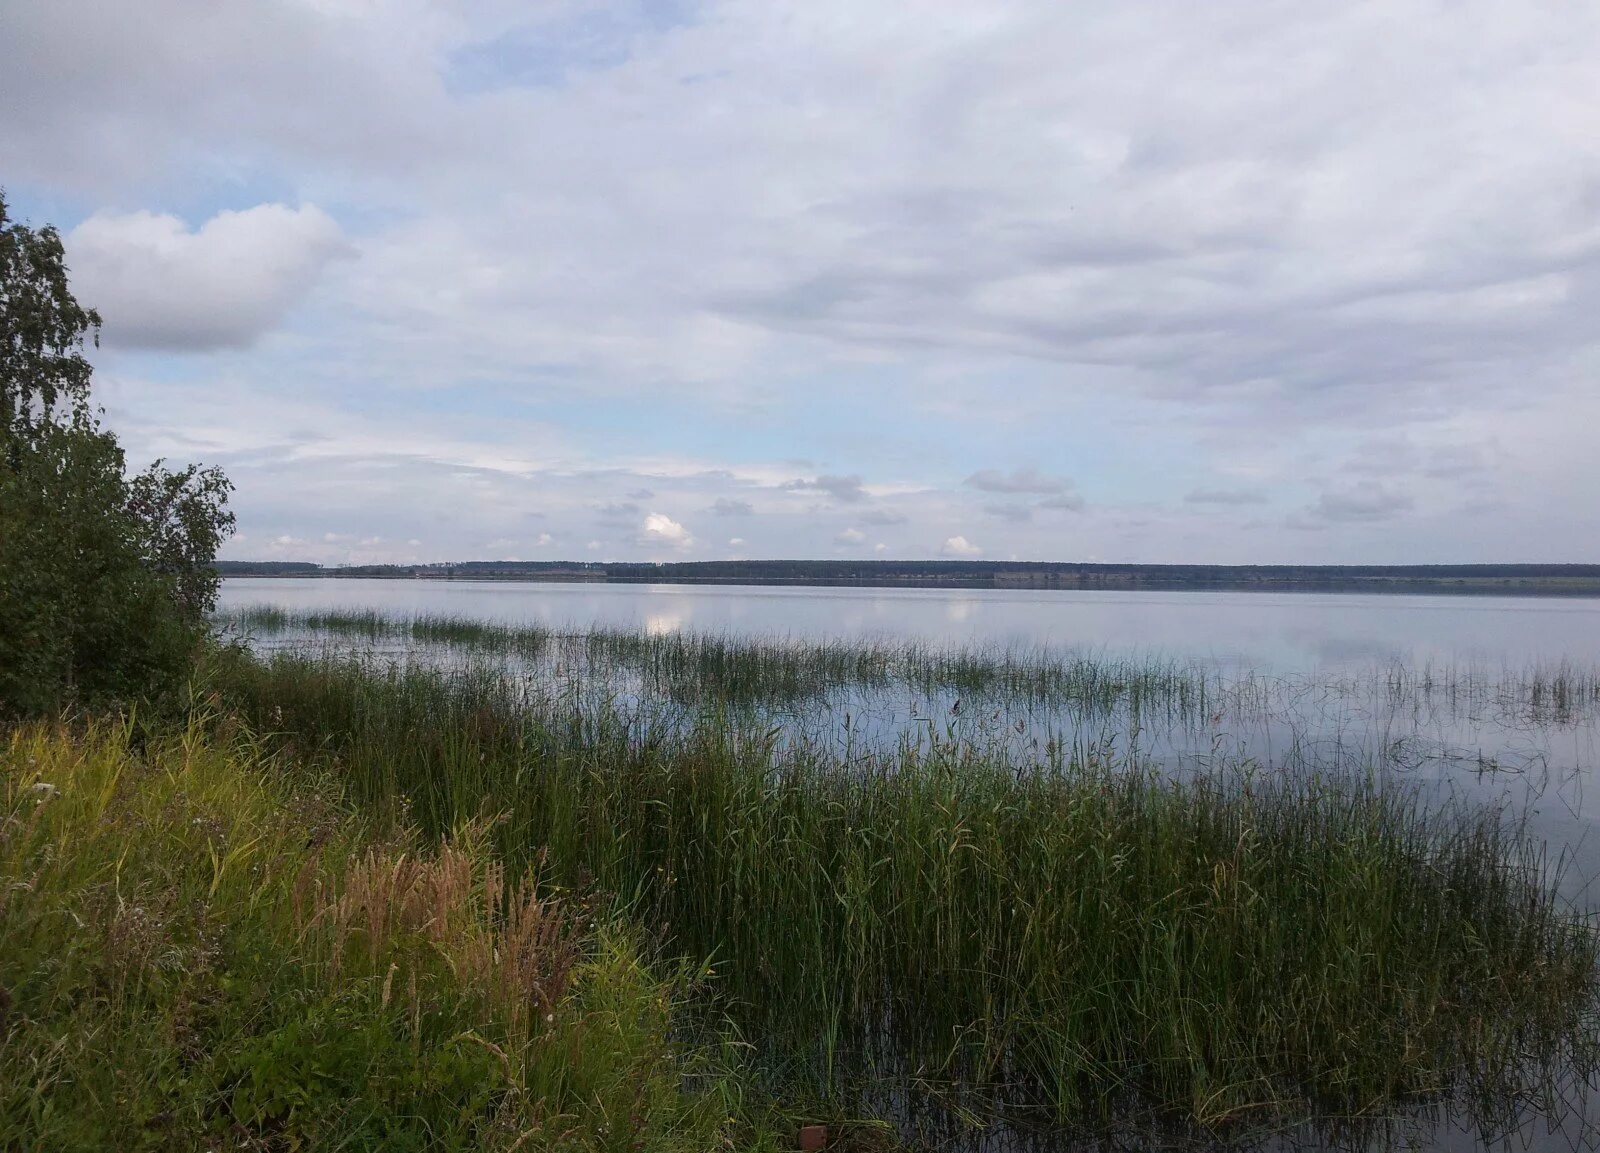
{"left": 784, "top": 473, "right": 868, "bottom": 503}
{"left": 983, "top": 502, "right": 1033, "bottom": 523}
{"left": 595, "top": 501, "right": 640, "bottom": 523}
{"left": 1308, "top": 482, "right": 1415, "bottom": 524}
{"left": 0, "top": 1, "right": 460, "bottom": 192}
{"left": 1423, "top": 444, "right": 1499, "bottom": 479}
{"left": 1344, "top": 438, "right": 1423, "bottom": 477}
{"left": 702, "top": 12, "right": 1598, "bottom": 426}
{"left": 1186, "top": 488, "right": 1269, "bottom": 506}
{"left": 1038, "top": 493, "right": 1087, "bottom": 513}
{"left": 858, "top": 509, "right": 908, "bottom": 525}
{"left": 965, "top": 467, "right": 1069, "bottom": 495}
{"left": 13, "top": 0, "right": 1592, "bottom": 433}
{"left": 1343, "top": 438, "right": 1500, "bottom": 483}
{"left": 710, "top": 497, "right": 755, "bottom": 516}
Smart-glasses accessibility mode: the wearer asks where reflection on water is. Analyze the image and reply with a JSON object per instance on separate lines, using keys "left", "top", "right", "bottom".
{"left": 946, "top": 597, "right": 979, "bottom": 623}
{"left": 644, "top": 611, "right": 685, "bottom": 636}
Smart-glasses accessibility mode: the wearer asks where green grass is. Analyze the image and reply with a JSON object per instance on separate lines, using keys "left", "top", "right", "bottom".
{"left": 204, "top": 646, "right": 1600, "bottom": 1142}
{"left": 0, "top": 716, "right": 816, "bottom": 1152}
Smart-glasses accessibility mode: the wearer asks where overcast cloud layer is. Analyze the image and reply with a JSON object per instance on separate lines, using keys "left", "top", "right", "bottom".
{"left": 3, "top": 0, "right": 1597, "bottom": 564}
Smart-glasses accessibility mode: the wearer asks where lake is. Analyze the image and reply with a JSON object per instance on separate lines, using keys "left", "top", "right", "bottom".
{"left": 219, "top": 578, "right": 1600, "bottom": 674}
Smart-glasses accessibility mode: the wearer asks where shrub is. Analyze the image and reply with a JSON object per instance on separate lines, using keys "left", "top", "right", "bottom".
{"left": 0, "top": 193, "right": 233, "bottom": 717}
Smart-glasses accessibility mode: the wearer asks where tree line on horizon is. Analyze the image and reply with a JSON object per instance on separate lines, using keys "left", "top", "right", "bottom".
{"left": 214, "top": 557, "right": 1600, "bottom": 583}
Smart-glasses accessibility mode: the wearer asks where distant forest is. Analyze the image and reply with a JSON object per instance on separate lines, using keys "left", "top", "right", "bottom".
{"left": 213, "top": 559, "right": 1600, "bottom": 596}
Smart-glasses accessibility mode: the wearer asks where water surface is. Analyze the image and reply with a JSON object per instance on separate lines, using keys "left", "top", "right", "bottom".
{"left": 219, "top": 578, "right": 1600, "bottom": 674}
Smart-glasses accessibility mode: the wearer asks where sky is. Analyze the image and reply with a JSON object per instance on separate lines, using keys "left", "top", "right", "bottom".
{"left": 3, "top": 0, "right": 1598, "bottom": 566}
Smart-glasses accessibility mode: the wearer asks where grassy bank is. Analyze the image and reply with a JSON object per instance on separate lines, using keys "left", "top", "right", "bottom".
{"left": 206, "top": 647, "right": 1600, "bottom": 1141}
{"left": 0, "top": 717, "right": 805, "bottom": 1152}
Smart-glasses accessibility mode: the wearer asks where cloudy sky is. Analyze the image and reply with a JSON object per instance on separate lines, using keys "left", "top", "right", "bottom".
{"left": 4, "top": 1, "right": 1598, "bottom": 564}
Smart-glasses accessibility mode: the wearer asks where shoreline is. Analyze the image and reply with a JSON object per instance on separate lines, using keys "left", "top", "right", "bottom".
{"left": 216, "top": 567, "right": 1600, "bottom": 598}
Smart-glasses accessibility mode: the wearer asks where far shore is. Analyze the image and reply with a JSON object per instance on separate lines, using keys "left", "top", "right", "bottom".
{"left": 215, "top": 560, "right": 1600, "bottom": 598}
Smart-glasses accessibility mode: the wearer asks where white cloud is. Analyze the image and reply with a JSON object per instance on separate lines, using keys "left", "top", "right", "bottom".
{"left": 67, "top": 204, "right": 347, "bottom": 349}
{"left": 941, "top": 535, "right": 981, "bottom": 557}
{"left": 835, "top": 527, "right": 866, "bottom": 544}
{"left": 534, "top": 532, "right": 553, "bottom": 546}
{"left": 643, "top": 512, "right": 687, "bottom": 540}
{"left": 642, "top": 512, "right": 693, "bottom": 550}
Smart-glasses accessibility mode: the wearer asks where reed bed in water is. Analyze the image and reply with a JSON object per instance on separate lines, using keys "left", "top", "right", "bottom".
{"left": 207, "top": 647, "right": 1600, "bottom": 1139}
{"left": 220, "top": 606, "right": 1215, "bottom": 717}
{"left": 220, "top": 606, "right": 1600, "bottom": 731}
{"left": 1379, "top": 660, "right": 1600, "bottom": 728}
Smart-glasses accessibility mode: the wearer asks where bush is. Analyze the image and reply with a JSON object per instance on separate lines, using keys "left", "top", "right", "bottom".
{"left": 0, "top": 193, "right": 233, "bottom": 717}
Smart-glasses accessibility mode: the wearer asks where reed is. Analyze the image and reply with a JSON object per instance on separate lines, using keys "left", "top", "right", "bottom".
{"left": 206, "top": 647, "right": 1600, "bottom": 1140}
{"left": 219, "top": 606, "right": 1207, "bottom": 703}
{"left": 218, "top": 606, "right": 1600, "bottom": 733}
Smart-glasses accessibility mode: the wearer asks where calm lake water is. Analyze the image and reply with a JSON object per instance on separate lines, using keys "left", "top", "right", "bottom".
{"left": 219, "top": 578, "right": 1600, "bottom": 675}
{"left": 219, "top": 578, "right": 1600, "bottom": 1152}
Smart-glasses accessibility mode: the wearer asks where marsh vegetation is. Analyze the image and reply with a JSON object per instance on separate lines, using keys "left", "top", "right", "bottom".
{"left": 195, "top": 606, "right": 1600, "bottom": 1149}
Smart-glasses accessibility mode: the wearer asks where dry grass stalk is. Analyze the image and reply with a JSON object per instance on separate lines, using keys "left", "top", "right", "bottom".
{"left": 308, "top": 836, "right": 579, "bottom": 1035}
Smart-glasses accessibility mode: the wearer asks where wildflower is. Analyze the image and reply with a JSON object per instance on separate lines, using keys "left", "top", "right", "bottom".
{"left": 28, "top": 782, "right": 58, "bottom": 799}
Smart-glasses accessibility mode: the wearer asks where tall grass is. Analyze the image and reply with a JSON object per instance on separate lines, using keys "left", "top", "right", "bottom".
{"left": 0, "top": 717, "right": 801, "bottom": 1152}
{"left": 207, "top": 648, "right": 1600, "bottom": 1142}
